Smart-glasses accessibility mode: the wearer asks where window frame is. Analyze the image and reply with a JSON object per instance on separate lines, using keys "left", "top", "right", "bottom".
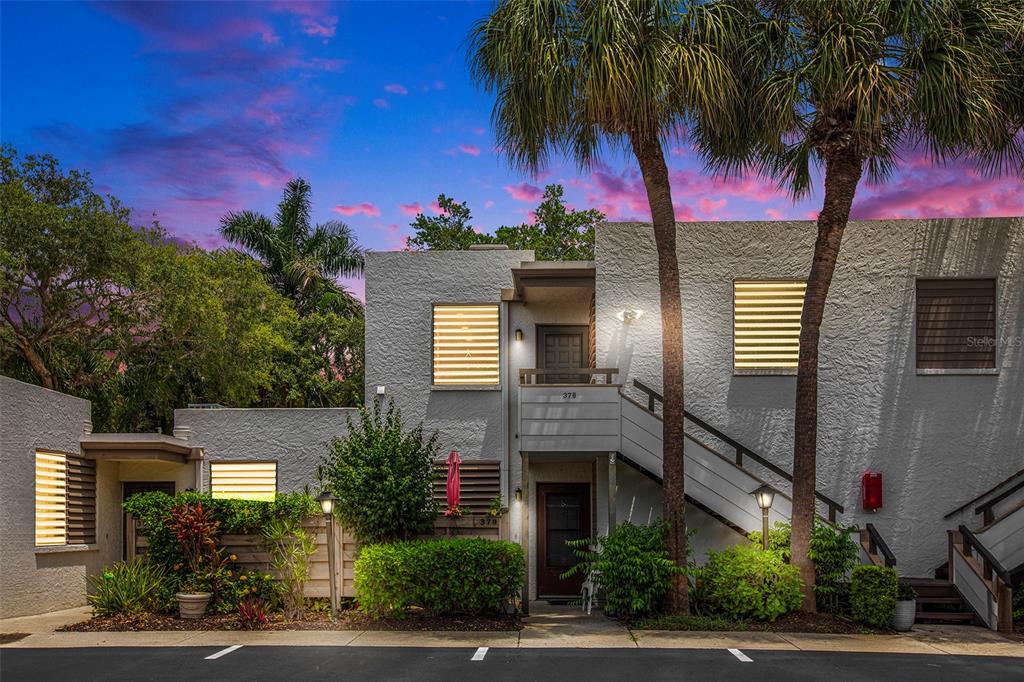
{"left": 430, "top": 302, "right": 503, "bottom": 389}
{"left": 914, "top": 276, "right": 1000, "bottom": 375}
{"left": 209, "top": 460, "right": 279, "bottom": 501}
{"left": 732, "top": 278, "right": 807, "bottom": 375}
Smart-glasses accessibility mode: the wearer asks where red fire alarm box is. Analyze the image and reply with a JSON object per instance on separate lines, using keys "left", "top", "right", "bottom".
{"left": 862, "top": 471, "right": 883, "bottom": 511}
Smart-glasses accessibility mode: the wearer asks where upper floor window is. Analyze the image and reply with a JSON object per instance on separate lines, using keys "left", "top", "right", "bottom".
{"left": 733, "top": 280, "right": 806, "bottom": 370}
{"left": 916, "top": 278, "right": 996, "bottom": 370}
{"left": 35, "top": 451, "right": 96, "bottom": 547}
{"left": 432, "top": 304, "right": 500, "bottom": 385}
{"left": 210, "top": 461, "right": 278, "bottom": 501}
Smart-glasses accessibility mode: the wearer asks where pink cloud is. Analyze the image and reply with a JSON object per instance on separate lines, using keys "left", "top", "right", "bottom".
{"left": 698, "top": 197, "right": 727, "bottom": 215}
{"left": 473, "top": 127, "right": 485, "bottom": 136}
{"left": 429, "top": 200, "right": 443, "bottom": 214}
{"left": 272, "top": 1, "right": 338, "bottom": 38}
{"left": 384, "top": 83, "right": 408, "bottom": 95}
{"left": 458, "top": 144, "right": 481, "bottom": 156}
{"left": 483, "top": 199, "right": 495, "bottom": 209}
{"left": 674, "top": 204, "right": 696, "bottom": 221}
{"left": 372, "top": 98, "right": 391, "bottom": 110}
{"left": 504, "top": 182, "right": 544, "bottom": 202}
{"left": 765, "top": 208, "right": 784, "bottom": 220}
{"left": 333, "top": 203, "right": 382, "bottom": 217}
{"left": 399, "top": 202, "right": 422, "bottom": 216}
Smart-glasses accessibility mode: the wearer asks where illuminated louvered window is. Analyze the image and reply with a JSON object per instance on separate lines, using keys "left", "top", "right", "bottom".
{"left": 35, "top": 452, "right": 67, "bottom": 546}
{"left": 210, "top": 461, "right": 277, "bottom": 501}
{"left": 733, "top": 280, "right": 806, "bottom": 369}
{"left": 432, "top": 304, "right": 500, "bottom": 385}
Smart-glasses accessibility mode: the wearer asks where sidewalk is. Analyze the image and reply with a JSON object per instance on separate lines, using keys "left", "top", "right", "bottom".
{"left": 2, "top": 604, "right": 1022, "bottom": 657}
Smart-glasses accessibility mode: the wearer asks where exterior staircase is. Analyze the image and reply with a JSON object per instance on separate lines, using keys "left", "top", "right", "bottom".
{"left": 905, "top": 578, "right": 977, "bottom": 625}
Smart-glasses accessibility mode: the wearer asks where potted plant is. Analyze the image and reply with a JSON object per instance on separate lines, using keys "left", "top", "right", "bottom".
{"left": 176, "top": 572, "right": 213, "bottom": 620}
{"left": 169, "top": 502, "right": 222, "bottom": 619}
{"left": 892, "top": 581, "right": 917, "bottom": 631}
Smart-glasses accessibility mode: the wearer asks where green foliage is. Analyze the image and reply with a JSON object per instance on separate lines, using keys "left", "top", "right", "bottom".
{"left": 237, "top": 597, "right": 271, "bottom": 629}
{"left": 406, "top": 185, "right": 603, "bottom": 260}
{"left": 563, "top": 522, "right": 683, "bottom": 618}
{"left": 702, "top": 544, "right": 803, "bottom": 622}
{"left": 897, "top": 582, "right": 917, "bottom": 601}
{"left": 87, "top": 559, "right": 168, "bottom": 616}
{"left": 850, "top": 565, "right": 898, "bottom": 628}
{"left": 262, "top": 517, "right": 317, "bottom": 620}
{"left": 633, "top": 613, "right": 738, "bottom": 631}
{"left": 355, "top": 538, "right": 525, "bottom": 616}
{"left": 318, "top": 399, "right": 438, "bottom": 543}
{"left": 1013, "top": 586, "right": 1023, "bottom": 622}
{"left": 748, "top": 520, "right": 858, "bottom": 613}
{"left": 222, "top": 569, "right": 277, "bottom": 611}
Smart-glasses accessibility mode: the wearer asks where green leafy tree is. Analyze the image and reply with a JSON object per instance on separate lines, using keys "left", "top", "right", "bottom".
{"left": 470, "top": 0, "right": 735, "bottom": 613}
{"left": 700, "top": 0, "right": 1023, "bottom": 609}
{"left": 220, "top": 178, "right": 364, "bottom": 316}
{"left": 493, "top": 184, "right": 603, "bottom": 260}
{"left": 269, "top": 310, "right": 364, "bottom": 409}
{"left": 318, "top": 399, "right": 438, "bottom": 544}
{"left": 406, "top": 194, "right": 491, "bottom": 251}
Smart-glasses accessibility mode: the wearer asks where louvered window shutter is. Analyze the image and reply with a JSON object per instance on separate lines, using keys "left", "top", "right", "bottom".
{"left": 733, "top": 280, "right": 806, "bottom": 369}
{"left": 916, "top": 279, "right": 996, "bottom": 369}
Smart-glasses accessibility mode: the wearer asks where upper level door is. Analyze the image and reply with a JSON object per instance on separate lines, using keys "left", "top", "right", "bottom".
{"left": 537, "top": 325, "right": 588, "bottom": 384}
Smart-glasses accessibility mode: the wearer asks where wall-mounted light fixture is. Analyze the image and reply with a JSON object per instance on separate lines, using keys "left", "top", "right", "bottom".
{"left": 514, "top": 329, "right": 524, "bottom": 342}
{"left": 617, "top": 309, "right": 644, "bottom": 324}
{"left": 514, "top": 487, "right": 522, "bottom": 503}
{"left": 376, "top": 385, "right": 386, "bottom": 396}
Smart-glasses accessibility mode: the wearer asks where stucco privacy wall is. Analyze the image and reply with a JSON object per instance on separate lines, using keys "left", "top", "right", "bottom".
{"left": 364, "top": 249, "right": 532, "bottom": 473}
{"left": 173, "top": 407, "right": 357, "bottom": 492}
{"left": 596, "top": 217, "right": 1024, "bottom": 576}
{"left": 0, "top": 377, "right": 114, "bottom": 618}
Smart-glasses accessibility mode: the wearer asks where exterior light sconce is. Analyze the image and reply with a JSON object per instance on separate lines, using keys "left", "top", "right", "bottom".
{"left": 751, "top": 484, "right": 776, "bottom": 550}
{"left": 617, "top": 309, "right": 643, "bottom": 324}
{"left": 316, "top": 491, "right": 339, "bottom": 619}
{"left": 376, "top": 385, "right": 386, "bottom": 396}
{"left": 514, "top": 329, "right": 524, "bottom": 342}
{"left": 514, "top": 487, "right": 522, "bottom": 503}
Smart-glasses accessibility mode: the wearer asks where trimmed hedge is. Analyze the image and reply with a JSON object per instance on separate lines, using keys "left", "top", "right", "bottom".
{"left": 851, "top": 565, "right": 898, "bottom": 627}
{"left": 355, "top": 538, "right": 525, "bottom": 616}
{"left": 702, "top": 544, "right": 803, "bottom": 622}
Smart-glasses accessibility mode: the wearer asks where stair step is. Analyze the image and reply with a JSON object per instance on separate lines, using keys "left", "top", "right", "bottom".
{"left": 915, "top": 611, "right": 975, "bottom": 623}
{"left": 916, "top": 596, "right": 965, "bottom": 605}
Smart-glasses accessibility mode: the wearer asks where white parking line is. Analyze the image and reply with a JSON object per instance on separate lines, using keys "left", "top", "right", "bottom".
{"left": 205, "top": 645, "right": 243, "bottom": 660}
{"left": 727, "top": 648, "right": 752, "bottom": 663}
{"left": 471, "top": 647, "right": 489, "bottom": 661}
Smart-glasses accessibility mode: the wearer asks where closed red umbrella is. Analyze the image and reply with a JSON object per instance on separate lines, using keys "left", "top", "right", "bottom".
{"left": 446, "top": 450, "right": 461, "bottom": 510}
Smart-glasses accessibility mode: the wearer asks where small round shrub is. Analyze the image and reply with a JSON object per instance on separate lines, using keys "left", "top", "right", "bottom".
{"left": 702, "top": 544, "right": 803, "bottom": 622}
{"left": 851, "top": 565, "right": 898, "bottom": 627}
{"left": 355, "top": 538, "right": 524, "bottom": 616}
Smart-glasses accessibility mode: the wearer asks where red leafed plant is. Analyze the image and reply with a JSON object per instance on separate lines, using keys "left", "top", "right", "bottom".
{"left": 237, "top": 597, "right": 270, "bottom": 629}
{"left": 168, "top": 502, "right": 222, "bottom": 577}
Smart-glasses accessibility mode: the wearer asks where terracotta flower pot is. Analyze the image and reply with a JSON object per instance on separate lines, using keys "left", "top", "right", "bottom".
{"left": 176, "top": 592, "right": 212, "bottom": 620}
{"left": 892, "top": 599, "right": 916, "bottom": 632}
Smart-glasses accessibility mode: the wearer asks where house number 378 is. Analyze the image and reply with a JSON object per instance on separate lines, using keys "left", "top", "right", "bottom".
{"left": 562, "top": 391, "right": 577, "bottom": 400}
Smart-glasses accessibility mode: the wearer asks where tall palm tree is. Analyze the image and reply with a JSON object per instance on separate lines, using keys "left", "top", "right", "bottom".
{"left": 470, "top": 0, "right": 736, "bottom": 613}
{"left": 697, "top": 0, "right": 1022, "bottom": 610}
{"left": 220, "top": 178, "right": 364, "bottom": 316}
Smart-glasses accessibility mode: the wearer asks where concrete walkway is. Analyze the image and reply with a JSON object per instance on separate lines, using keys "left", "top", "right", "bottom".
{"left": 2, "top": 603, "right": 1022, "bottom": 658}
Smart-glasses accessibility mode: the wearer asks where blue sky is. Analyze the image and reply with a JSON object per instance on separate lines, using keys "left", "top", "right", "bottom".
{"left": 3, "top": 1, "right": 1021, "bottom": 299}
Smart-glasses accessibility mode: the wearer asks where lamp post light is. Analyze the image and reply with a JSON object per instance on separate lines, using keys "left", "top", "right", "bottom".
{"left": 751, "top": 484, "right": 776, "bottom": 551}
{"left": 317, "top": 491, "right": 338, "bottom": 620}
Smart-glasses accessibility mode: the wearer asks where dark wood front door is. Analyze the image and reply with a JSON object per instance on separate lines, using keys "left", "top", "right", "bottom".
{"left": 537, "top": 483, "right": 591, "bottom": 597}
{"left": 537, "top": 325, "right": 588, "bottom": 384}
{"left": 122, "top": 481, "right": 175, "bottom": 559}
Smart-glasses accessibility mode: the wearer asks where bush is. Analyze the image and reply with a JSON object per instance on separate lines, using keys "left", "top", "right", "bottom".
{"left": 748, "top": 520, "right": 858, "bottom": 613}
{"left": 263, "top": 517, "right": 317, "bottom": 620}
{"left": 237, "top": 598, "right": 270, "bottom": 629}
{"left": 355, "top": 538, "right": 524, "bottom": 616}
{"left": 564, "top": 521, "right": 683, "bottom": 617}
{"left": 702, "top": 544, "right": 803, "bottom": 622}
{"left": 87, "top": 559, "right": 168, "bottom": 616}
{"left": 318, "top": 399, "right": 438, "bottom": 544}
{"left": 850, "top": 565, "right": 898, "bottom": 627}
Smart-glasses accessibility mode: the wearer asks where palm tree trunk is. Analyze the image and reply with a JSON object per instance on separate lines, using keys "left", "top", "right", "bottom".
{"left": 791, "top": 146, "right": 863, "bottom": 612}
{"left": 631, "top": 131, "right": 689, "bottom": 614}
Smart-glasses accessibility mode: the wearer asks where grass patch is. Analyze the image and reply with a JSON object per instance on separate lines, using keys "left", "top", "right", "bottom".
{"left": 633, "top": 614, "right": 740, "bottom": 631}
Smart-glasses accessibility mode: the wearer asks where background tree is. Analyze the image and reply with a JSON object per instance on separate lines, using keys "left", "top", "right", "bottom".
{"left": 700, "top": 0, "right": 1023, "bottom": 609}
{"left": 406, "top": 194, "right": 490, "bottom": 250}
{"left": 470, "top": 0, "right": 735, "bottom": 612}
{"left": 220, "top": 178, "right": 364, "bottom": 316}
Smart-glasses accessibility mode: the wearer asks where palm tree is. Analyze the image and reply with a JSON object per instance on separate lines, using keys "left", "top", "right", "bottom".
{"left": 697, "top": 0, "right": 1022, "bottom": 610}
{"left": 220, "top": 179, "right": 364, "bottom": 316}
{"left": 470, "top": 0, "right": 736, "bottom": 613}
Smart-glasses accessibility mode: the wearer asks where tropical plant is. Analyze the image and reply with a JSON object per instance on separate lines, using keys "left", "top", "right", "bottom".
{"left": 701, "top": 544, "right": 803, "bottom": 622}
{"left": 168, "top": 501, "right": 225, "bottom": 592}
{"left": 700, "top": 0, "right": 1023, "bottom": 609}
{"left": 237, "top": 597, "right": 271, "bottom": 629}
{"left": 262, "top": 517, "right": 317, "bottom": 620}
{"left": 850, "top": 565, "right": 898, "bottom": 628}
{"left": 87, "top": 559, "right": 168, "bottom": 616}
{"left": 470, "top": 0, "right": 735, "bottom": 614}
{"left": 220, "top": 178, "right": 363, "bottom": 316}
{"left": 318, "top": 398, "right": 438, "bottom": 543}
{"left": 563, "top": 521, "right": 684, "bottom": 618}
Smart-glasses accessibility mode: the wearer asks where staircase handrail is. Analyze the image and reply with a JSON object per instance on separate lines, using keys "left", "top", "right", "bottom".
{"left": 958, "top": 524, "right": 1012, "bottom": 585}
{"left": 864, "top": 523, "right": 897, "bottom": 568}
{"left": 944, "top": 467, "right": 1024, "bottom": 521}
{"left": 632, "top": 379, "right": 844, "bottom": 522}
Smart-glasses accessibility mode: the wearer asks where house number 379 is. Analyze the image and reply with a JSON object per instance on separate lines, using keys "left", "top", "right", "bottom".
{"left": 562, "top": 391, "right": 577, "bottom": 400}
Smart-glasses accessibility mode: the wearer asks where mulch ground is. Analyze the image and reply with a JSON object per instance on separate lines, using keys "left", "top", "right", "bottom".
{"left": 59, "top": 610, "right": 521, "bottom": 633}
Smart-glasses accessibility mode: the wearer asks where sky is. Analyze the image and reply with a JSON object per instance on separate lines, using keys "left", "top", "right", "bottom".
{"left": 2, "top": 1, "right": 1022, "bottom": 299}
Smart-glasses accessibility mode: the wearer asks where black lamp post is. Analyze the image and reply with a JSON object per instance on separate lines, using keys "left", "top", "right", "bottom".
{"left": 751, "top": 484, "right": 776, "bottom": 550}
{"left": 317, "top": 491, "right": 338, "bottom": 619}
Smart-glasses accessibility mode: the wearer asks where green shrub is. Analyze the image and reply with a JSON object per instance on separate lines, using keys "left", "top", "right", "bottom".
{"left": 1013, "top": 586, "right": 1023, "bottom": 622}
{"left": 702, "top": 544, "right": 803, "bottom": 622}
{"left": 263, "top": 517, "right": 317, "bottom": 620}
{"left": 897, "top": 582, "right": 917, "bottom": 601}
{"left": 318, "top": 399, "right": 438, "bottom": 543}
{"left": 355, "top": 538, "right": 524, "bottom": 616}
{"left": 563, "top": 521, "right": 683, "bottom": 617}
{"left": 633, "top": 613, "right": 737, "bottom": 631}
{"left": 850, "top": 565, "right": 898, "bottom": 627}
{"left": 747, "top": 520, "right": 858, "bottom": 613}
{"left": 87, "top": 559, "right": 168, "bottom": 616}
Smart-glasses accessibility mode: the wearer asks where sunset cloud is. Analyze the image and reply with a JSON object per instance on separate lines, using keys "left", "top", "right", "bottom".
{"left": 504, "top": 182, "right": 544, "bottom": 202}
{"left": 333, "top": 203, "right": 382, "bottom": 217}
{"left": 399, "top": 202, "right": 422, "bottom": 216}
{"left": 384, "top": 83, "right": 408, "bottom": 95}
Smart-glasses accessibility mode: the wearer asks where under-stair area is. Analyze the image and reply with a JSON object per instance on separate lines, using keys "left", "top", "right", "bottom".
{"left": 905, "top": 578, "right": 977, "bottom": 625}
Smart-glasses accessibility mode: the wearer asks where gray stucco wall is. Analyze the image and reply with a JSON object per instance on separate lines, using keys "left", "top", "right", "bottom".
{"left": 173, "top": 408, "right": 357, "bottom": 492}
{"left": 596, "top": 217, "right": 1024, "bottom": 576}
{"left": 0, "top": 376, "right": 112, "bottom": 618}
